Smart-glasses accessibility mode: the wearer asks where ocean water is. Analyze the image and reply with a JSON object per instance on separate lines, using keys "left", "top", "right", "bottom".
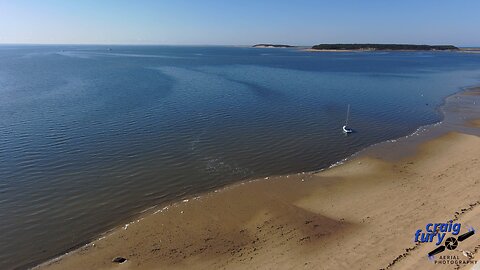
{"left": 1, "top": 45, "right": 480, "bottom": 269}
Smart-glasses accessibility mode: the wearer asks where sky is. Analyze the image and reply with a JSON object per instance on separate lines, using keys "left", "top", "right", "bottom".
{"left": 1, "top": 0, "right": 479, "bottom": 46}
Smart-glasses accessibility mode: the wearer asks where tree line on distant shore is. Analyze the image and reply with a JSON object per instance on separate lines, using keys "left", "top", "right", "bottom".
{"left": 252, "top": 43, "right": 459, "bottom": 51}
{"left": 311, "top": 44, "right": 458, "bottom": 51}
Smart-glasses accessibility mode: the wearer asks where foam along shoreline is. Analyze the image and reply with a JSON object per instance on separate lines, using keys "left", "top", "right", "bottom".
{"left": 36, "top": 89, "right": 480, "bottom": 270}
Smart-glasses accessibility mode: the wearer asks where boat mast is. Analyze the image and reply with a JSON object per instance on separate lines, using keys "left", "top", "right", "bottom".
{"left": 345, "top": 104, "right": 350, "bottom": 126}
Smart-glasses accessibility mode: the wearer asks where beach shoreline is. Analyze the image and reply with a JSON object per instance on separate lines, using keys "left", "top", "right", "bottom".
{"left": 35, "top": 87, "right": 480, "bottom": 270}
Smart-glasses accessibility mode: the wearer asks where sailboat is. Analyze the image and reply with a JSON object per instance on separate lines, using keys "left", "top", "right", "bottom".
{"left": 342, "top": 104, "right": 353, "bottom": 133}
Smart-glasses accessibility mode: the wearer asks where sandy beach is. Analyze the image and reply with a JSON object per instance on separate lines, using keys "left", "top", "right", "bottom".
{"left": 36, "top": 91, "right": 480, "bottom": 270}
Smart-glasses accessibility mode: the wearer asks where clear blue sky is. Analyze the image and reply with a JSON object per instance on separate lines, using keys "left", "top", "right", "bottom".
{"left": 1, "top": 0, "right": 479, "bottom": 46}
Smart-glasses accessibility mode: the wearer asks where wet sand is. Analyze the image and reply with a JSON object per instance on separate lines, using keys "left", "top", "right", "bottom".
{"left": 469, "top": 119, "right": 480, "bottom": 127}
{"left": 36, "top": 92, "right": 480, "bottom": 270}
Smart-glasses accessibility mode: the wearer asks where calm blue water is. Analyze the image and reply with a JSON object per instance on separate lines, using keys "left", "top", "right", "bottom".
{"left": 1, "top": 45, "right": 480, "bottom": 269}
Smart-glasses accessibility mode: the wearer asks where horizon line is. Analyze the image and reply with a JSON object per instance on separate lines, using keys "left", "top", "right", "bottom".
{"left": 1, "top": 42, "right": 479, "bottom": 48}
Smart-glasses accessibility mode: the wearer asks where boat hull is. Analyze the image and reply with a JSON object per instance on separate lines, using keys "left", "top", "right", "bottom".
{"left": 342, "top": 125, "right": 353, "bottom": 133}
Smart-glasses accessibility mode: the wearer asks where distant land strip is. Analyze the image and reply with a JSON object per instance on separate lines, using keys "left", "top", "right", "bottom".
{"left": 310, "top": 44, "right": 459, "bottom": 51}
{"left": 252, "top": 44, "right": 296, "bottom": 48}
